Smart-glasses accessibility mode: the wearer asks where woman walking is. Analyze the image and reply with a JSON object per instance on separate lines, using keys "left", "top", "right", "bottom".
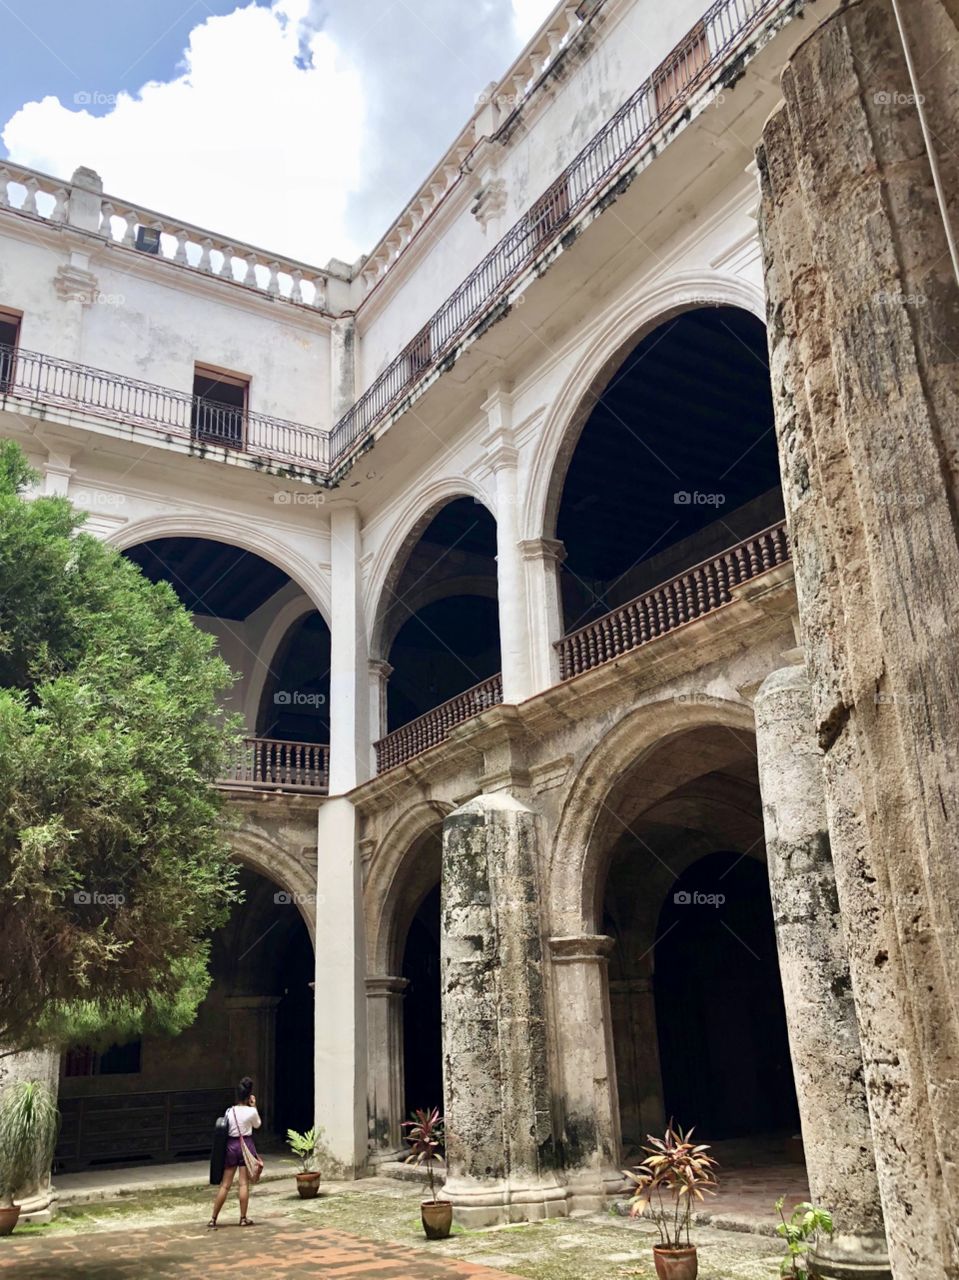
{"left": 209, "top": 1076, "right": 262, "bottom": 1229}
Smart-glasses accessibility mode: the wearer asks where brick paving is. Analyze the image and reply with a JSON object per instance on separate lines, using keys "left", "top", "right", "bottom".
{"left": 0, "top": 1222, "right": 524, "bottom": 1279}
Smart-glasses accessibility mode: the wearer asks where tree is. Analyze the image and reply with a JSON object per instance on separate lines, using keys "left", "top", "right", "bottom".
{"left": 0, "top": 440, "right": 241, "bottom": 1050}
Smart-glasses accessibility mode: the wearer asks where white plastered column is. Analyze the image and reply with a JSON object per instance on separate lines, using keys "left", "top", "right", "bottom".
{"left": 521, "top": 537, "right": 566, "bottom": 694}
{"left": 482, "top": 386, "right": 533, "bottom": 704}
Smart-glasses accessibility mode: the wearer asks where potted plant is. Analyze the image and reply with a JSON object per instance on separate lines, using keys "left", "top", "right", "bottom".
{"left": 775, "top": 1197, "right": 834, "bottom": 1277}
{"left": 624, "top": 1123, "right": 718, "bottom": 1280}
{"left": 285, "top": 1126, "right": 323, "bottom": 1198}
{"left": 0, "top": 1079, "right": 60, "bottom": 1235}
{"left": 403, "top": 1107, "right": 451, "bottom": 1240}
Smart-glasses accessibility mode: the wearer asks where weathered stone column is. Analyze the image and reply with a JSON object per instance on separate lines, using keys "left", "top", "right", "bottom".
{"left": 365, "top": 975, "right": 409, "bottom": 1160}
{"left": 441, "top": 793, "right": 566, "bottom": 1225}
{"left": 755, "top": 666, "right": 889, "bottom": 1280}
{"left": 0, "top": 1048, "right": 59, "bottom": 1222}
{"left": 758, "top": 5, "right": 959, "bottom": 1271}
{"left": 548, "top": 936, "right": 623, "bottom": 1209}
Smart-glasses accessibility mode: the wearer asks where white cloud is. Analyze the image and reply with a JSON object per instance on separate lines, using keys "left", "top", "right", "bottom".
{"left": 1, "top": 0, "right": 561, "bottom": 266}
{"left": 2, "top": 3, "right": 366, "bottom": 265}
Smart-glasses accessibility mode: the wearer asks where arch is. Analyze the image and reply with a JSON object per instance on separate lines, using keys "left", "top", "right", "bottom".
{"left": 108, "top": 513, "right": 333, "bottom": 626}
{"left": 365, "top": 800, "right": 452, "bottom": 974}
{"left": 242, "top": 592, "right": 318, "bottom": 732}
{"left": 549, "top": 695, "right": 756, "bottom": 938}
{"left": 523, "top": 272, "right": 766, "bottom": 544}
{"left": 229, "top": 825, "right": 317, "bottom": 943}
{"left": 365, "top": 477, "right": 495, "bottom": 660}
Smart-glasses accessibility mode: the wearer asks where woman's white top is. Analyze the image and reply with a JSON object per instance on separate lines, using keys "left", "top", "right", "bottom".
{"left": 227, "top": 1105, "right": 262, "bottom": 1137}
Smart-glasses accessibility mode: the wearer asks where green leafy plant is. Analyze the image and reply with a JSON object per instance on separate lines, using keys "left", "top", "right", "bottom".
{"left": 285, "top": 1126, "right": 323, "bottom": 1175}
{"left": 0, "top": 1080, "right": 60, "bottom": 1208}
{"left": 402, "top": 1107, "right": 445, "bottom": 1203}
{"left": 624, "top": 1123, "right": 718, "bottom": 1250}
{"left": 775, "top": 1197, "right": 834, "bottom": 1276}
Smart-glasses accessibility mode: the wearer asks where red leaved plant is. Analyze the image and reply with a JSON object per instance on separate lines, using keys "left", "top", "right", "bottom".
{"left": 402, "top": 1107, "right": 445, "bottom": 1203}
{"left": 624, "top": 1123, "right": 719, "bottom": 1249}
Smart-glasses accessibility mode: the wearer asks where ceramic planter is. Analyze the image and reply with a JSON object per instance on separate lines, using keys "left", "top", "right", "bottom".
{"left": 652, "top": 1244, "right": 698, "bottom": 1280}
{"left": 0, "top": 1205, "right": 22, "bottom": 1236}
{"left": 420, "top": 1199, "right": 453, "bottom": 1240}
{"left": 295, "top": 1171, "right": 321, "bottom": 1199}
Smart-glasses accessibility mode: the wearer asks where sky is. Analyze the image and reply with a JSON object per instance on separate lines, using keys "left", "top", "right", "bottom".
{"left": 0, "top": 0, "right": 557, "bottom": 266}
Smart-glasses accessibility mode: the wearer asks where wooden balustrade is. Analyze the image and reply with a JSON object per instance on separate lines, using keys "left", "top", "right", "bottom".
{"left": 555, "top": 522, "right": 790, "bottom": 679}
{"left": 220, "top": 736, "right": 329, "bottom": 794}
{"left": 374, "top": 674, "right": 503, "bottom": 773}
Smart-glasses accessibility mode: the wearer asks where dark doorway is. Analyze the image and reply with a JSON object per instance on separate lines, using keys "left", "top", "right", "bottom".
{"left": 654, "top": 851, "right": 798, "bottom": 1139}
{"left": 401, "top": 884, "right": 443, "bottom": 1119}
{"left": 274, "top": 921, "right": 316, "bottom": 1137}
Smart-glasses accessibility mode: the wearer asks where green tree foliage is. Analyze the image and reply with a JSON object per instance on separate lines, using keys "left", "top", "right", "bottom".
{"left": 0, "top": 440, "right": 241, "bottom": 1050}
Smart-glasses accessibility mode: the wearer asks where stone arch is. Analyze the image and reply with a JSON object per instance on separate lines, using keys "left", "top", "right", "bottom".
{"left": 107, "top": 513, "right": 332, "bottom": 626}
{"left": 365, "top": 478, "right": 495, "bottom": 661}
{"left": 523, "top": 272, "right": 766, "bottom": 544}
{"left": 549, "top": 695, "right": 756, "bottom": 938}
{"left": 365, "top": 800, "right": 451, "bottom": 974}
{"left": 229, "top": 825, "right": 317, "bottom": 943}
{"left": 243, "top": 592, "right": 318, "bottom": 732}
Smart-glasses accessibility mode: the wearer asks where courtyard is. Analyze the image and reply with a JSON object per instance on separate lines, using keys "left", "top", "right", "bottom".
{"left": 0, "top": 1173, "right": 797, "bottom": 1279}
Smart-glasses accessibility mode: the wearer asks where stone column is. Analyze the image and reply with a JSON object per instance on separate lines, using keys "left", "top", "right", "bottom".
{"left": 548, "top": 936, "right": 622, "bottom": 1209}
{"left": 330, "top": 316, "right": 356, "bottom": 424}
{"left": 758, "top": 3, "right": 959, "bottom": 1273}
{"left": 520, "top": 537, "right": 566, "bottom": 694}
{"left": 224, "top": 996, "right": 280, "bottom": 1132}
{"left": 441, "top": 793, "right": 566, "bottom": 1225}
{"left": 365, "top": 975, "right": 409, "bottom": 1160}
{"left": 754, "top": 666, "right": 889, "bottom": 1280}
{"left": 0, "top": 1048, "right": 59, "bottom": 1222}
{"left": 368, "top": 659, "right": 392, "bottom": 763}
{"left": 314, "top": 797, "right": 368, "bottom": 1177}
{"left": 482, "top": 387, "right": 533, "bottom": 703}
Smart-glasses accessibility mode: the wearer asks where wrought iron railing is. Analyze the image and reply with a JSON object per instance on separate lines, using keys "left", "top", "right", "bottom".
{"left": 330, "top": 0, "right": 786, "bottom": 466}
{"left": 0, "top": 0, "right": 796, "bottom": 481}
{"left": 374, "top": 674, "right": 503, "bottom": 773}
{"left": 556, "top": 523, "right": 790, "bottom": 678}
{"left": 220, "top": 736, "right": 329, "bottom": 793}
{"left": 0, "top": 344, "right": 329, "bottom": 472}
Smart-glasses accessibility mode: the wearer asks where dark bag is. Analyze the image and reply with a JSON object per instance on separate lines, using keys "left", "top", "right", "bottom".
{"left": 210, "top": 1115, "right": 228, "bottom": 1185}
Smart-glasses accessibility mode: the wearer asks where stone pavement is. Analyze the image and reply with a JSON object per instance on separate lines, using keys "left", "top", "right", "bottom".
{"left": 0, "top": 1221, "right": 523, "bottom": 1279}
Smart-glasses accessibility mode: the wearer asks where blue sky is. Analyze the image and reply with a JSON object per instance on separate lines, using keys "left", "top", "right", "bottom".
{"left": 0, "top": 0, "right": 554, "bottom": 263}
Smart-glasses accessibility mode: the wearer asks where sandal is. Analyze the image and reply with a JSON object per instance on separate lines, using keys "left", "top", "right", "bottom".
{"left": 239, "top": 1217, "right": 255, "bottom": 1227}
{"left": 207, "top": 1220, "right": 218, "bottom": 1230}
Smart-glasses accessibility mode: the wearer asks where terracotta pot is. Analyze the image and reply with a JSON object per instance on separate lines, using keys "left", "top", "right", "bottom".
{"left": 420, "top": 1199, "right": 453, "bottom": 1240}
{"left": 653, "top": 1245, "right": 698, "bottom": 1280}
{"left": 295, "top": 1171, "right": 321, "bottom": 1199}
{"left": 0, "top": 1205, "right": 22, "bottom": 1237}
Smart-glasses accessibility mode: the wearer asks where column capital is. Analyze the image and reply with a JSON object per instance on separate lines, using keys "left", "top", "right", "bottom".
{"left": 365, "top": 975, "right": 410, "bottom": 998}
{"left": 548, "top": 934, "right": 615, "bottom": 963}
{"left": 368, "top": 658, "right": 394, "bottom": 679}
{"left": 519, "top": 537, "right": 566, "bottom": 565}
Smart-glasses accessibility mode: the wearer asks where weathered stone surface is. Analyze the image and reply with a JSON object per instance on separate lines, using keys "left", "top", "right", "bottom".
{"left": 757, "top": 2, "right": 959, "bottom": 1274}
{"left": 755, "top": 666, "right": 889, "bottom": 1279}
{"left": 441, "top": 793, "right": 565, "bottom": 1226}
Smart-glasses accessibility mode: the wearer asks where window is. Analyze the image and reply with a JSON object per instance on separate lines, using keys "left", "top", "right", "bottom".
{"left": 0, "top": 308, "right": 21, "bottom": 394}
{"left": 64, "top": 1041, "right": 142, "bottom": 1077}
{"left": 192, "top": 364, "right": 248, "bottom": 448}
{"left": 529, "top": 176, "right": 571, "bottom": 248}
{"left": 653, "top": 22, "right": 710, "bottom": 118}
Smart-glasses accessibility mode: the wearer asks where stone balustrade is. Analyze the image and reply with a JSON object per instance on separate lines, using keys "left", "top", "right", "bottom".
{"left": 0, "top": 160, "right": 337, "bottom": 310}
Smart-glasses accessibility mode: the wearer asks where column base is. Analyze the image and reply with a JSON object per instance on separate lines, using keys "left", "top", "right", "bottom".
{"left": 810, "top": 1233, "right": 891, "bottom": 1280}
{"left": 562, "top": 1165, "right": 629, "bottom": 1214}
{"left": 444, "top": 1174, "right": 570, "bottom": 1228}
{"left": 18, "top": 1180, "right": 56, "bottom": 1224}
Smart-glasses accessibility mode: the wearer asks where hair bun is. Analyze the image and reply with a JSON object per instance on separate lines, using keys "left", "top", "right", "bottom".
{"left": 238, "top": 1075, "right": 254, "bottom": 1098}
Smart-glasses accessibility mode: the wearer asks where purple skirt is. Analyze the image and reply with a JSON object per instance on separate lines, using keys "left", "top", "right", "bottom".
{"left": 225, "top": 1134, "right": 258, "bottom": 1168}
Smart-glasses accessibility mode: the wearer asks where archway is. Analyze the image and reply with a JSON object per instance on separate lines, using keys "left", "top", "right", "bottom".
{"left": 548, "top": 305, "right": 781, "bottom": 634}
{"left": 122, "top": 536, "right": 331, "bottom": 748}
{"left": 372, "top": 497, "right": 501, "bottom": 734}
{"left": 56, "top": 864, "right": 315, "bottom": 1168}
{"left": 595, "top": 723, "right": 801, "bottom": 1165}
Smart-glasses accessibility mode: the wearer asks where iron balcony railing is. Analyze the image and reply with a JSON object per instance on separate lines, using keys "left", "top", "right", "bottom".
{"left": 0, "top": 0, "right": 794, "bottom": 482}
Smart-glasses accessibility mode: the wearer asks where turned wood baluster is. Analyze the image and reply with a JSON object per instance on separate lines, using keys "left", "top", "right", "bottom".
{"left": 734, "top": 543, "right": 751, "bottom": 582}
{"left": 664, "top": 584, "right": 678, "bottom": 631}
